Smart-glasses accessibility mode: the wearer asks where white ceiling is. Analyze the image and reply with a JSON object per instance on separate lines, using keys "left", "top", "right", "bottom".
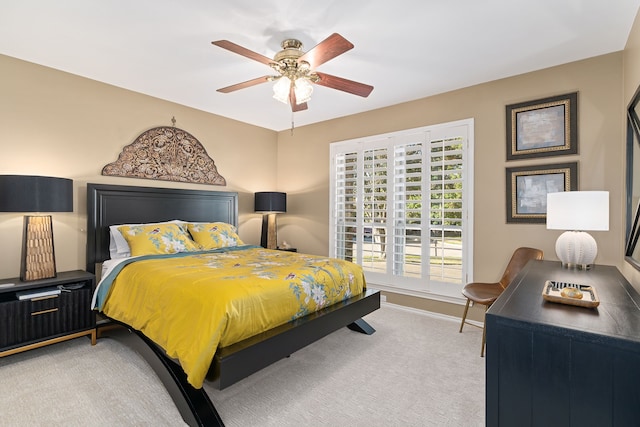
{"left": 1, "top": 1, "right": 639, "bottom": 131}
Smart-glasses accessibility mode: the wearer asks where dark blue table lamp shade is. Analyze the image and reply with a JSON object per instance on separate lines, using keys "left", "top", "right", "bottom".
{"left": 254, "top": 191, "right": 286, "bottom": 213}
{"left": 0, "top": 175, "right": 73, "bottom": 212}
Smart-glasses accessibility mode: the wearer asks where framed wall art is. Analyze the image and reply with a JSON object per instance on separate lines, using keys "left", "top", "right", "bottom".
{"left": 506, "top": 162, "right": 578, "bottom": 223}
{"left": 506, "top": 92, "right": 578, "bottom": 160}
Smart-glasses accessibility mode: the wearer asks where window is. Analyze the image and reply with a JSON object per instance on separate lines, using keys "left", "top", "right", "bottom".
{"left": 330, "top": 119, "right": 474, "bottom": 300}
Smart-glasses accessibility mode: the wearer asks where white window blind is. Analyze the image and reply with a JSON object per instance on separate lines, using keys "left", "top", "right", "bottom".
{"left": 330, "top": 119, "right": 473, "bottom": 300}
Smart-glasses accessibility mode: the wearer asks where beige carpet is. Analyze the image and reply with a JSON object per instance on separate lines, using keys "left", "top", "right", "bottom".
{"left": 0, "top": 304, "right": 485, "bottom": 426}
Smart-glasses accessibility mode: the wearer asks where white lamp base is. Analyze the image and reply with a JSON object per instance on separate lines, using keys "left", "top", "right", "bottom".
{"left": 555, "top": 230, "right": 598, "bottom": 270}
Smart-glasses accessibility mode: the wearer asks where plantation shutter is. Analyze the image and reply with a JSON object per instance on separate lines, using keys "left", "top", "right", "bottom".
{"left": 334, "top": 150, "right": 359, "bottom": 263}
{"left": 330, "top": 119, "right": 473, "bottom": 298}
{"left": 428, "top": 127, "right": 465, "bottom": 285}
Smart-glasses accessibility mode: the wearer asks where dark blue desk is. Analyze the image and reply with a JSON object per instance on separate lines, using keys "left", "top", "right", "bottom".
{"left": 486, "top": 260, "right": 640, "bottom": 426}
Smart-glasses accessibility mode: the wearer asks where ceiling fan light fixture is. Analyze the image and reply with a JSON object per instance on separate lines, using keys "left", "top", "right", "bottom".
{"left": 294, "top": 78, "right": 313, "bottom": 104}
{"left": 272, "top": 76, "right": 291, "bottom": 104}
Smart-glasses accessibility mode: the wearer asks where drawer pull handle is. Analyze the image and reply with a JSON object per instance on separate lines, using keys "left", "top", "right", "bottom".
{"left": 31, "top": 308, "right": 58, "bottom": 316}
{"left": 30, "top": 295, "right": 59, "bottom": 302}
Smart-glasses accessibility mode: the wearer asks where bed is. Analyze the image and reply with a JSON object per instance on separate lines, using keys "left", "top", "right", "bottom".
{"left": 86, "top": 183, "right": 380, "bottom": 427}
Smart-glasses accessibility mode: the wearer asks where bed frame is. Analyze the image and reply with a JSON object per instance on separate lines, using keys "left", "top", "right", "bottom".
{"left": 86, "top": 183, "right": 380, "bottom": 427}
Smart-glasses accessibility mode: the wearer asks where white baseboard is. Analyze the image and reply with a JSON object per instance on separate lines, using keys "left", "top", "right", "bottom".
{"left": 380, "top": 300, "right": 484, "bottom": 327}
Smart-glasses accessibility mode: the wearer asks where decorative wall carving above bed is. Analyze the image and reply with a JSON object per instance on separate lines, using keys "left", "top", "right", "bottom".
{"left": 102, "top": 126, "right": 226, "bottom": 185}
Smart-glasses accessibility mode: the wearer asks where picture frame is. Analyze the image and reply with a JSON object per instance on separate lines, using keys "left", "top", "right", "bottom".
{"left": 506, "top": 92, "right": 578, "bottom": 160}
{"left": 506, "top": 162, "right": 578, "bottom": 223}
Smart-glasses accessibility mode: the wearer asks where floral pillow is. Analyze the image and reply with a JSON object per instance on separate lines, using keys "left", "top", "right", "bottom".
{"left": 187, "top": 222, "right": 244, "bottom": 250}
{"left": 109, "top": 220, "right": 186, "bottom": 259}
{"left": 117, "top": 223, "right": 199, "bottom": 256}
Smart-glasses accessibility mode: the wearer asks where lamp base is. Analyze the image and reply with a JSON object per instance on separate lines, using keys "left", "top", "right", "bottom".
{"left": 20, "top": 215, "right": 57, "bottom": 281}
{"left": 260, "top": 213, "right": 278, "bottom": 250}
{"left": 555, "top": 230, "right": 597, "bottom": 270}
{"left": 559, "top": 262, "right": 593, "bottom": 270}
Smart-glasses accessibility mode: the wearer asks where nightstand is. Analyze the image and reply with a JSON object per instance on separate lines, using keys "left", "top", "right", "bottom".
{"left": 0, "top": 270, "right": 96, "bottom": 357}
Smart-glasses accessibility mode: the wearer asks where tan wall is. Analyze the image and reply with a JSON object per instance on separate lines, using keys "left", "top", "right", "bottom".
{"left": 277, "top": 53, "right": 624, "bottom": 317}
{"left": 0, "top": 54, "right": 277, "bottom": 279}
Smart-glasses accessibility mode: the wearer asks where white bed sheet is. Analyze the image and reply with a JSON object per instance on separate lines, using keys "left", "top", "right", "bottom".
{"left": 91, "top": 257, "right": 133, "bottom": 309}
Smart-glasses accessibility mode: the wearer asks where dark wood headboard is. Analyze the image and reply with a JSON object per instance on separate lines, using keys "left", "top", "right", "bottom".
{"left": 86, "top": 183, "right": 238, "bottom": 273}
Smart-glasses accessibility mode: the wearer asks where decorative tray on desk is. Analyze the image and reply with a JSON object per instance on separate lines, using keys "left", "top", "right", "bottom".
{"left": 542, "top": 280, "right": 600, "bottom": 308}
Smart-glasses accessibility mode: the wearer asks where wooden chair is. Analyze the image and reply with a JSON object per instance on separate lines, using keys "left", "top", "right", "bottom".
{"left": 459, "top": 247, "right": 543, "bottom": 356}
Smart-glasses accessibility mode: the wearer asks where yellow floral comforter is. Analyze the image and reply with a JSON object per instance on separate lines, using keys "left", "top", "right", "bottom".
{"left": 94, "top": 246, "right": 366, "bottom": 388}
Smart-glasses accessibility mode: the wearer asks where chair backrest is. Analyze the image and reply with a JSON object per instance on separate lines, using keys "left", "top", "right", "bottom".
{"left": 498, "top": 247, "right": 544, "bottom": 289}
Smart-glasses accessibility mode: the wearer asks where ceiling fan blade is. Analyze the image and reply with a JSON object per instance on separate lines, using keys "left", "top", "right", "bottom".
{"left": 298, "top": 33, "right": 354, "bottom": 68}
{"left": 314, "top": 72, "right": 374, "bottom": 97}
{"left": 217, "top": 76, "right": 271, "bottom": 93}
{"left": 291, "top": 102, "right": 308, "bottom": 112}
{"left": 289, "top": 87, "right": 308, "bottom": 112}
{"left": 212, "top": 40, "right": 274, "bottom": 66}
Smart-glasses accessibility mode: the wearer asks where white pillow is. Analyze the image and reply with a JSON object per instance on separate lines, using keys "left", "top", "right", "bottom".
{"left": 108, "top": 220, "right": 186, "bottom": 259}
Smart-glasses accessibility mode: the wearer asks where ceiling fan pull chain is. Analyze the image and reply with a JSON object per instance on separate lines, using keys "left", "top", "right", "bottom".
{"left": 291, "top": 111, "right": 295, "bottom": 135}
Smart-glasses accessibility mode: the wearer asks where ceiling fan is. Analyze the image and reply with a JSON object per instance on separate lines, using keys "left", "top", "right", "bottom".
{"left": 211, "top": 33, "right": 374, "bottom": 112}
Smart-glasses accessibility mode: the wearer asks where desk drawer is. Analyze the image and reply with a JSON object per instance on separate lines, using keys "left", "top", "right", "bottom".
{"left": 0, "top": 288, "right": 92, "bottom": 348}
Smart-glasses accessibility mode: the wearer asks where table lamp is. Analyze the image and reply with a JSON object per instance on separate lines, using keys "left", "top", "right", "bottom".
{"left": 0, "top": 175, "right": 73, "bottom": 281}
{"left": 546, "top": 191, "right": 609, "bottom": 269}
{"left": 254, "top": 191, "right": 286, "bottom": 249}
